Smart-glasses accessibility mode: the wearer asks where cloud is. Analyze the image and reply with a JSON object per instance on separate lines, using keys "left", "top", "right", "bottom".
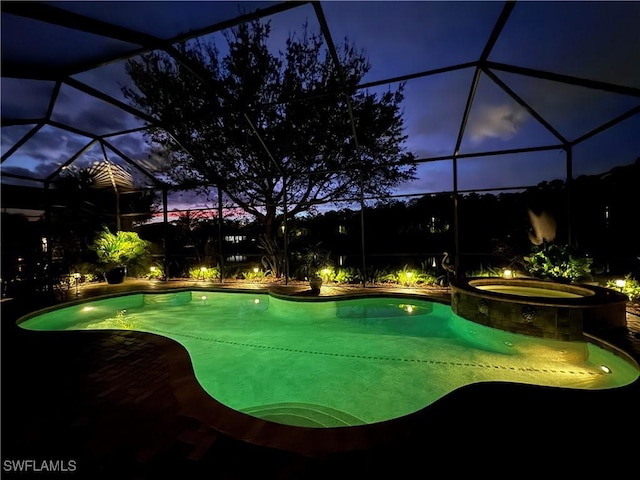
{"left": 394, "top": 161, "right": 453, "bottom": 195}
{"left": 13, "top": 127, "right": 88, "bottom": 164}
{"left": 105, "top": 132, "right": 151, "bottom": 158}
{"left": 1, "top": 165, "right": 36, "bottom": 178}
{"left": 52, "top": 100, "right": 135, "bottom": 135}
{"left": 51, "top": 84, "right": 144, "bottom": 136}
{"left": 468, "top": 103, "right": 528, "bottom": 143}
{"left": 1, "top": 78, "right": 54, "bottom": 119}
{"left": 167, "top": 188, "right": 217, "bottom": 211}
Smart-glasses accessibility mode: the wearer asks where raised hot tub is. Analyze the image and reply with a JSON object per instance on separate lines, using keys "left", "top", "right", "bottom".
{"left": 450, "top": 277, "right": 628, "bottom": 340}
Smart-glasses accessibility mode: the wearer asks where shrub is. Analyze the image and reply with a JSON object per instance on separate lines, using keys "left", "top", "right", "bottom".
{"left": 242, "top": 268, "right": 272, "bottom": 282}
{"left": 91, "top": 227, "right": 150, "bottom": 277}
{"left": 72, "top": 262, "right": 102, "bottom": 282}
{"left": 334, "top": 267, "right": 361, "bottom": 285}
{"left": 465, "top": 264, "right": 504, "bottom": 278}
{"left": 188, "top": 266, "right": 220, "bottom": 281}
{"left": 524, "top": 244, "right": 593, "bottom": 282}
{"left": 606, "top": 274, "right": 640, "bottom": 303}
{"left": 363, "top": 266, "right": 391, "bottom": 284}
{"left": 302, "top": 242, "right": 332, "bottom": 279}
{"left": 382, "top": 265, "right": 440, "bottom": 287}
{"left": 147, "top": 265, "right": 164, "bottom": 280}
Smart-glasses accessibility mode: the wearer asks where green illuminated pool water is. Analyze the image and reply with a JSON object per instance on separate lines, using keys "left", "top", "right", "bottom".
{"left": 18, "top": 291, "right": 639, "bottom": 428}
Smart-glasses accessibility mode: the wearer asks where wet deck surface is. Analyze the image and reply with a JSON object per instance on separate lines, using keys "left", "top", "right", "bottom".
{"left": 2, "top": 279, "right": 639, "bottom": 478}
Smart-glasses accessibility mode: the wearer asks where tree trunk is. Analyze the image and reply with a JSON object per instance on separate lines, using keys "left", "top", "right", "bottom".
{"left": 261, "top": 205, "right": 284, "bottom": 277}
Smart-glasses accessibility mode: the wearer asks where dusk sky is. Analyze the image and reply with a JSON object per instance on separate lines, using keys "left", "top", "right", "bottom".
{"left": 1, "top": 1, "right": 639, "bottom": 216}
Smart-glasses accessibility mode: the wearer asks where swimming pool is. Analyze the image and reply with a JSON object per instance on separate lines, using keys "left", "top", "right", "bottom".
{"left": 17, "top": 290, "right": 640, "bottom": 429}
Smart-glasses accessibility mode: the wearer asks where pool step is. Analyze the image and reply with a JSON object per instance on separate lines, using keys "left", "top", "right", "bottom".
{"left": 143, "top": 292, "right": 192, "bottom": 306}
{"left": 241, "top": 402, "right": 366, "bottom": 428}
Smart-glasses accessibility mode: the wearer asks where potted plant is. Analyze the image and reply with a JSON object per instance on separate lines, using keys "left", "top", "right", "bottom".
{"left": 302, "top": 242, "right": 332, "bottom": 293}
{"left": 91, "top": 227, "right": 150, "bottom": 284}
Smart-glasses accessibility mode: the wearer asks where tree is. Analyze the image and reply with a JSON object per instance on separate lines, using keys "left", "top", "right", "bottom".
{"left": 173, "top": 210, "right": 217, "bottom": 265}
{"left": 124, "top": 19, "right": 416, "bottom": 276}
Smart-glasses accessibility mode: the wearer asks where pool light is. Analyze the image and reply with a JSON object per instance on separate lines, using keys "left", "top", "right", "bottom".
{"left": 600, "top": 365, "right": 612, "bottom": 374}
{"left": 254, "top": 298, "right": 260, "bottom": 304}
{"left": 399, "top": 304, "right": 415, "bottom": 313}
{"left": 82, "top": 306, "right": 94, "bottom": 312}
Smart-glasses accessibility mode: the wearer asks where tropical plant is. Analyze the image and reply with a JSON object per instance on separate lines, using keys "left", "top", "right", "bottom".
{"left": 91, "top": 227, "right": 150, "bottom": 275}
{"left": 147, "top": 265, "right": 164, "bottom": 280}
{"left": 383, "top": 265, "right": 440, "bottom": 287}
{"left": 524, "top": 244, "right": 593, "bottom": 282}
{"left": 465, "top": 264, "right": 505, "bottom": 278}
{"left": 333, "top": 267, "right": 360, "bottom": 285}
{"left": 123, "top": 19, "right": 416, "bottom": 277}
{"left": 243, "top": 268, "right": 272, "bottom": 282}
{"left": 257, "top": 235, "right": 284, "bottom": 279}
{"left": 71, "top": 262, "right": 102, "bottom": 282}
{"left": 188, "top": 266, "right": 220, "bottom": 281}
{"left": 301, "top": 242, "right": 332, "bottom": 279}
{"left": 386, "top": 265, "right": 420, "bottom": 287}
{"left": 606, "top": 274, "right": 640, "bottom": 303}
{"left": 362, "top": 266, "right": 391, "bottom": 285}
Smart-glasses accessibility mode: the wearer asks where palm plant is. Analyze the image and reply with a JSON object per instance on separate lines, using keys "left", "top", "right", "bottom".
{"left": 91, "top": 227, "right": 150, "bottom": 281}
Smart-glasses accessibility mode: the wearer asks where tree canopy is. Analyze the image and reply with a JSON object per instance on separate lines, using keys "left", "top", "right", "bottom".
{"left": 124, "top": 19, "right": 416, "bottom": 275}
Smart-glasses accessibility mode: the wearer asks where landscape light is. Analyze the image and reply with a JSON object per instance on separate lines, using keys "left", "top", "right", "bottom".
{"left": 503, "top": 269, "right": 513, "bottom": 279}
{"left": 74, "top": 272, "right": 81, "bottom": 296}
{"left": 615, "top": 279, "right": 626, "bottom": 288}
